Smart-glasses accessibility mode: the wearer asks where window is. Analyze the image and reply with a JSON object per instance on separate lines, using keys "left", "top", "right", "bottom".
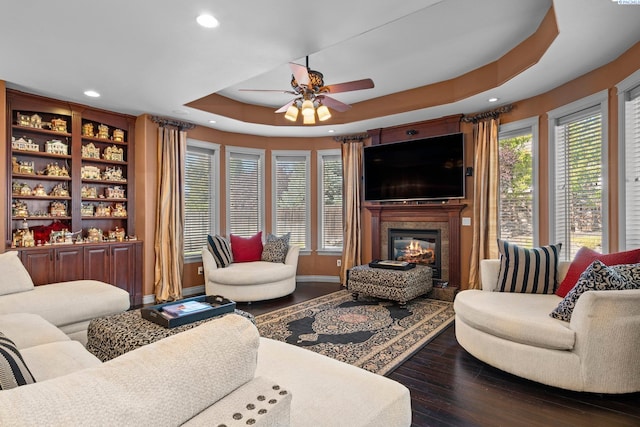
{"left": 226, "top": 147, "right": 265, "bottom": 237}
{"left": 618, "top": 70, "right": 640, "bottom": 249}
{"left": 498, "top": 118, "right": 538, "bottom": 248}
{"left": 318, "top": 150, "right": 343, "bottom": 251}
{"left": 548, "top": 91, "right": 608, "bottom": 261}
{"left": 272, "top": 151, "right": 310, "bottom": 249}
{"left": 183, "top": 139, "right": 219, "bottom": 259}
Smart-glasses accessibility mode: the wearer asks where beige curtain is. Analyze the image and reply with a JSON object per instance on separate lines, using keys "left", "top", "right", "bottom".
{"left": 154, "top": 126, "right": 186, "bottom": 302}
{"left": 468, "top": 118, "right": 500, "bottom": 289}
{"left": 340, "top": 140, "right": 364, "bottom": 284}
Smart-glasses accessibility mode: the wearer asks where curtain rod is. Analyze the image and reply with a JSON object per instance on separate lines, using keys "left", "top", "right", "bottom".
{"left": 461, "top": 104, "right": 514, "bottom": 123}
{"left": 151, "top": 116, "right": 196, "bottom": 130}
{"left": 333, "top": 133, "right": 370, "bottom": 143}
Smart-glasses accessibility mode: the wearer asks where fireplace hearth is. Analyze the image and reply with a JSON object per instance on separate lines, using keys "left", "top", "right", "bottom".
{"left": 388, "top": 228, "right": 441, "bottom": 278}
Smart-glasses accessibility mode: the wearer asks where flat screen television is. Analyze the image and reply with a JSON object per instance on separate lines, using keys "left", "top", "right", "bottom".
{"left": 363, "top": 133, "right": 465, "bottom": 202}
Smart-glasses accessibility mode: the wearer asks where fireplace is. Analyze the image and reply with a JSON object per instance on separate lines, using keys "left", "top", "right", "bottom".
{"left": 388, "top": 228, "right": 441, "bottom": 279}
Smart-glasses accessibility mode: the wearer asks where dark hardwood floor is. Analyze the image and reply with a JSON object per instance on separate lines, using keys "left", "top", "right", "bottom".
{"left": 239, "top": 282, "right": 640, "bottom": 427}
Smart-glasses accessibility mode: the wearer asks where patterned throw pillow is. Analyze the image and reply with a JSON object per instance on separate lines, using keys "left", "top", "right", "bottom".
{"left": 550, "top": 260, "right": 640, "bottom": 322}
{"left": 261, "top": 233, "right": 291, "bottom": 263}
{"left": 0, "top": 332, "right": 36, "bottom": 390}
{"left": 207, "top": 235, "right": 233, "bottom": 268}
{"left": 497, "top": 239, "right": 562, "bottom": 294}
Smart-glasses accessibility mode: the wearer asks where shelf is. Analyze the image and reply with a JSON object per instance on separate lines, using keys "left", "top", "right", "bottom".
{"left": 81, "top": 157, "right": 127, "bottom": 166}
{"left": 12, "top": 216, "right": 72, "bottom": 221}
{"left": 81, "top": 178, "right": 127, "bottom": 185}
{"left": 12, "top": 150, "right": 72, "bottom": 160}
{"left": 12, "top": 195, "right": 72, "bottom": 201}
{"left": 12, "top": 173, "right": 72, "bottom": 181}
{"left": 81, "top": 135, "right": 127, "bottom": 145}
{"left": 82, "top": 198, "right": 127, "bottom": 202}
{"left": 12, "top": 124, "right": 71, "bottom": 138}
{"left": 82, "top": 216, "right": 128, "bottom": 220}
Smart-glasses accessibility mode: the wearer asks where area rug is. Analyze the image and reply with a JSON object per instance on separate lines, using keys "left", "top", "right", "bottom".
{"left": 255, "top": 290, "right": 455, "bottom": 375}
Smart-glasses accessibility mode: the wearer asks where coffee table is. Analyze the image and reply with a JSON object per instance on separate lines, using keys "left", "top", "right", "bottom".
{"left": 86, "top": 308, "right": 254, "bottom": 362}
{"left": 347, "top": 264, "right": 433, "bottom": 307}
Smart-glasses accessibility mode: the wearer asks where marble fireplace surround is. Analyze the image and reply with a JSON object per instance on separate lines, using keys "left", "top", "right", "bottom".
{"left": 367, "top": 203, "right": 466, "bottom": 287}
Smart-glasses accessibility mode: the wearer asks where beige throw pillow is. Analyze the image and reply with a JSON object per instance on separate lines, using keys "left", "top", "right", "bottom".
{"left": 0, "top": 251, "right": 35, "bottom": 295}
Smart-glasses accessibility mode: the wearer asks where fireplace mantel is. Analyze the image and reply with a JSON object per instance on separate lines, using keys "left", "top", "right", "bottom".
{"left": 366, "top": 203, "right": 466, "bottom": 286}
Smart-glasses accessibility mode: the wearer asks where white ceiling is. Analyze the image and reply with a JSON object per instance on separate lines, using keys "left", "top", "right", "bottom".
{"left": 1, "top": 0, "right": 639, "bottom": 138}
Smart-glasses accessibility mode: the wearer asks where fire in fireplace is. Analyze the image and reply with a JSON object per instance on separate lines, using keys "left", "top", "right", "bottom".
{"left": 388, "top": 229, "right": 441, "bottom": 278}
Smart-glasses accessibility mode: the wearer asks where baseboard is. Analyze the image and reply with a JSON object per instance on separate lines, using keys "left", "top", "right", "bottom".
{"left": 142, "top": 285, "right": 205, "bottom": 305}
{"left": 297, "top": 275, "right": 341, "bottom": 283}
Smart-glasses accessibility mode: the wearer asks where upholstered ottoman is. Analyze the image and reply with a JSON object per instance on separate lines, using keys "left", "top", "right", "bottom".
{"left": 348, "top": 264, "right": 433, "bottom": 307}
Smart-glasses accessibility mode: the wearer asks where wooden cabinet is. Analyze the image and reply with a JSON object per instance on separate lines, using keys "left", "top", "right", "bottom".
{"left": 6, "top": 90, "right": 142, "bottom": 306}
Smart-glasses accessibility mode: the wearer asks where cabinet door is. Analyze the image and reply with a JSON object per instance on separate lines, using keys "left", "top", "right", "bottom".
{"left": 21, "top": 249, "right": 54, "bottom": 286}
{"left": 84, "top": 245, "right": 111, "bottom": 284}
{"left": 54, "top": 247, "right": 84, "bottom": 283}
{"left": 110, "top": 244, "right": 135, "bottom": 295}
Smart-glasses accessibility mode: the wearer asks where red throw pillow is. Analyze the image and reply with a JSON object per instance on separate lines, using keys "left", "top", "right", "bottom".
{"left": 230, "top": 232, "right": 263, "bottom": 263}
{"left": 555, "top": 247, "right": 640, "bottom": 297}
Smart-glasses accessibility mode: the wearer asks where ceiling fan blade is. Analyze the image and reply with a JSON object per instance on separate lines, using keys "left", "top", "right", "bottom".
{"left": 239, "top": 89, "right": 298, "bottom": 95}
{"left": 319, "top": 95, "right": 351, "bottom": 113}
{"left": 289, "top": 62, "right": 310, "bottom": 86}
{"left": 325, "top": 78, "right": 374, "bottom": 94}
{"left": 275, "top": 99, "right": 296, "bottom": 113}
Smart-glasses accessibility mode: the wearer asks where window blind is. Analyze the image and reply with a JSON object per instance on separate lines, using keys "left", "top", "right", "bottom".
{"left": 274, "top": 155, "right": 309, "bottom": 249}
{"left": 498, "top": 129, "right": 533, "bottom": 247}
{"left": 320, "top": 154, "right": 343, "bottom": 249}
{"left": 554, "top": 105, "right": 603, "bottom": 260}
{"left": 624, "top": 84, "right": 640, "bottom": 248}
{"left": 228, "top": 151, "right": 263, "bottom": 237}
{"left": 184, "top": 146, "right": 215, "bottom": 258}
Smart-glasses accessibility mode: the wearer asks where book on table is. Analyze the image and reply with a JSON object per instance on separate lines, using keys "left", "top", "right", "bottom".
{"left": 161, "top": 300, "right": 212, "bottom": 318}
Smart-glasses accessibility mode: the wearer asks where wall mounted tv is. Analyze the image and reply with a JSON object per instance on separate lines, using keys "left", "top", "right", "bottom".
{"left": 363, "top": 133, "right": 465, "bottom": 202}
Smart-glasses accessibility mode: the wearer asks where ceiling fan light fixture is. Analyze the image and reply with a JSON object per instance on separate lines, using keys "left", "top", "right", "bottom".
{"left": 301, "top": 99, "right": 315, "bottom": 116}
{"left": 284, "top": 105, "right": 299, "bottom": 121}
{"left": 317, "top": 105, "right": 331, "bottom": 121}
{"left": 303, "top": 113, "right": 316, "bottom": 125}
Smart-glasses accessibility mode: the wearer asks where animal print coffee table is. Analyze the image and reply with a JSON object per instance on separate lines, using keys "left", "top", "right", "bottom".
{"left": 86, "top": 308, "right": 254, "bottom": 362}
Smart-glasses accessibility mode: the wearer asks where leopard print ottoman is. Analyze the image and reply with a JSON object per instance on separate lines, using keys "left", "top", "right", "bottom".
{"left": 347, "top": 264, "right": 433, "bottom": 307}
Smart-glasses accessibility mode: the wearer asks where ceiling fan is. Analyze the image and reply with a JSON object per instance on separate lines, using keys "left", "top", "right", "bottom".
{"left": 240, "top": 56, "right": 374, "bottom": 124}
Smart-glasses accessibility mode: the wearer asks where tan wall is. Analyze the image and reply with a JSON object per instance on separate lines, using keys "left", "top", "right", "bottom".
{"left": 0, "top": 80, "right": 6, "bottom": 250}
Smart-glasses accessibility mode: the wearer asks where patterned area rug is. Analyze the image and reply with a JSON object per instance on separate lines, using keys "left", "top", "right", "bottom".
{"left": 255, "top": 290, "right": 455, "bottom": 375}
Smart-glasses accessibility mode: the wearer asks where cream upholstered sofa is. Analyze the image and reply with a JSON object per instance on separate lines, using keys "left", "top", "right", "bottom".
{"left": 0, "top": 313, "right": 411, "bottom": 426}
{"left": 454, "top": 259, "right": 640, "bottom": 393}
{"left": 202, "top": 245, "right": 299, "bottom": 302}
{"left": 0, "top": 251, "right": 130, "bottom": 344}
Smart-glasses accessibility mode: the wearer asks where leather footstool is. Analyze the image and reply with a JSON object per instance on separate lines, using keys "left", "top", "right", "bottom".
{"left": 347, "top": 264, "right": 433, "bottom": 307}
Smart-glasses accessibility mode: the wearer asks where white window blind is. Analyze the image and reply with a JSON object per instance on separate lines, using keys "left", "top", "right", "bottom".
{"left": 227, "top": 149, "right": 264, "bottom": 237}
{"left": 319, "top": 152, "right": 343, "bottom": 250}
{"left": 183, "top": 143, "right": 217, "bottom": 259}
{"left": 624, "top": 84, "right": 640, "bottom": 248}
{"left": 499, "top": 128, "right": 534, "bottom": 247}
{"left": 553, "top": 105, "right": 604, "bottom": 261}
{"left": 273, "top": 153, "right": 310, "bottom": 249}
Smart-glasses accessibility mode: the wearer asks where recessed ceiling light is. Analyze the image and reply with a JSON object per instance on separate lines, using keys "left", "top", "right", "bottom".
{"left": 328, "top": 129, "right": 335, "bottom": 133}
{"left": 84, "top": 90, "right": 100, "bottom": 98}
{"left": 208, "top": 120, "right": 217, "bottom": 124}
{"left": 197, "top": 14, "right": 219, "bottom": 28}
{"left": 488, "top": 97, "right": 499, "bottom": 103}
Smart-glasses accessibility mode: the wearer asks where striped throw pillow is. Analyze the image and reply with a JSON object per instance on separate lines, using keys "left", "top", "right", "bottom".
{"left": 207, "top": 235, "right": 233, "bottom": 268}
{"left": 0, "top": 332, "right": 36, "bottom": 390}
{"left": 497, "top": 240, "right": 562, "bottom": 294}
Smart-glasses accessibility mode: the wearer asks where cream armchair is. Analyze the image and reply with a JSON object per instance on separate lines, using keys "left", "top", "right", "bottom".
{"left": 202, "top": 245, "right": 299, "bottom": 302}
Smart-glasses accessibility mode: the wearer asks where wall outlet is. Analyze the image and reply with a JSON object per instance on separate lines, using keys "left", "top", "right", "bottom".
{"left": 336, "top": 259, "right": 342, "bottom": 267}
{"left": 197, "top": 266, "right": 203, "bottom": 275}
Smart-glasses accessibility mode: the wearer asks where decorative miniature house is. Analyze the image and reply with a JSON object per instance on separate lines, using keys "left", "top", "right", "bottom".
{"left": 82, "top": 122, "right": 94, "bottom": 137}
{"left": 81, "top": 185, "right": 98, "bottom": 198}
{"left": 12, "top": 200, "right": 30, "bottom": 218}
{"left": 82, "top": 143, "right": 101, "bottom": 159}
{"left": 12, "top": 158, "right": 35, "bottom": 175}
{"left": 105, "top": 185, "right": 125, "bottom": 199}
{"left": 103, "top": 145, "right": 124, "bottom": 162}
{"left": 87, "top": 227, "right": 103, "bottom": 243}
{"left": 102, "top": 166, "right": 125, "bottom": 182}
{"left": 81, "top": 165, "right": 101, "bottom": 180}
{"left": 50, "top": 118, "right": 67, "bottom": 133}
{"left": 49, "top": 183, "right": 69, "bottom": 197}
{"left": 112, "top": 203, "right": 127, "bottom": 217}
{"left": 32, "top": 183, "right": 47, "bottom": 196}
{"left": 49, "top": 201, "right": 68, "bottom": 217}
{"left": 17, "top": 112, "right": 31, "bottom": 127}
{"left": 12, "top": 227, "right": 35, "bottom": 248}
{"left": 113, "top": 129, "right": 124, "bottom": 142}
{"left": 13, "top": 182, "right": 32, "bottom": 196}
{"left": 97, "top": 124, "right": 109, "bottom": 139}
{"left": 12, "top": 136, "right": 39, "bottom": 152}
{"left": 81, "top": 203, "right": 95, "bottom": 217}
{"left": 30, "top": 114, "right": 43, "bottom": 129}
{"left": 45, "top": 139, "right": 69, "bottom": 155}
{"left": 95, "top": 202, "right": 111, "bottom": 217}
{"left": 110, "top": 226, "right": 126, "bottom": 242}
{"left": 41, "top": 162, "right": 69, "bottom": 177}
